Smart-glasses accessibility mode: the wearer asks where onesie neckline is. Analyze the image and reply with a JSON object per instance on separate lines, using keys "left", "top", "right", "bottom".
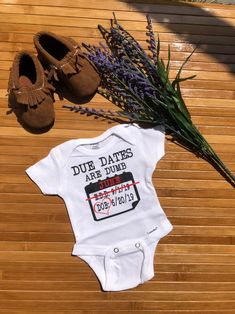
{"left": 73, "top": 124, "right": 135, "bottom": 156}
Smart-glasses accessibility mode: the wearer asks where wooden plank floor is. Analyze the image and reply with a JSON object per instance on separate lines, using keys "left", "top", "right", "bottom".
{"left": 0, "top": 0, "right": 235, "bottom": 313}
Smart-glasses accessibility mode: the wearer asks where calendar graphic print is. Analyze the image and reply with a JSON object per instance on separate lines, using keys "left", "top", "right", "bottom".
{"left": 85, "top": 172, "right": 140, "bottom": 221}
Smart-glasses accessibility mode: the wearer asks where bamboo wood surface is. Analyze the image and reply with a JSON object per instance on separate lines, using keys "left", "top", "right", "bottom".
{"left": 0, "top": 0, "right": 235, "bottom": 313}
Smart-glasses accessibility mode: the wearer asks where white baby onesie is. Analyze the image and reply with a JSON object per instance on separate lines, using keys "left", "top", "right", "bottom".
{"left": 26, "top": 123, "right": 173, "bottom": 291}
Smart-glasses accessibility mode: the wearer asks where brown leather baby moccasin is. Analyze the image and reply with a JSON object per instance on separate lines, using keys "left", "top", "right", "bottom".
{"left": 33, "top": 32, "right": 100, "bottom": 103}
{"left": 8, "top": 51, "right": 55, "bottom": 133}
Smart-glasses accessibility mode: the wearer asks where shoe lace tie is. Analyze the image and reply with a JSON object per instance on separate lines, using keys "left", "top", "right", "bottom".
{"left": 46, "top": 45, "right": 86, "bottom": 82}
{"left": 8, "top": 78, "right": 55, "bottom": 108}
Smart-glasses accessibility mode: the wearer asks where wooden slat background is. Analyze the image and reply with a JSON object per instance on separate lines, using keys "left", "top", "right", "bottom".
{"left": 0, "top": 0, "right": 235, "bottom": 313}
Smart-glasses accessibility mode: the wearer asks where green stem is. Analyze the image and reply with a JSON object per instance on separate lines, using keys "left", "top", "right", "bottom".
{"left": 171, "top": 123, "right": 235, "bottom": 188}
{"left": 199, "top": 136, "right": 235, "bottom": 187}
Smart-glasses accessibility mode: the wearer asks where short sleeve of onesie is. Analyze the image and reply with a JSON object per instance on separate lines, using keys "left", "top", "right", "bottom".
{"left": 26, "top": 146, "right": 63, "bottom": 195}
{"left": 135, "top": 124, "right": 165, "bottom": 166}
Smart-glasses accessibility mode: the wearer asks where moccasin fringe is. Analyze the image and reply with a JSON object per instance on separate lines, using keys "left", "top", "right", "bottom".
{"left": 46, "top": 46, "right": 86, "bottom": 82}
{"left": 11, "top": 80, "right": 55, "bottom": 108}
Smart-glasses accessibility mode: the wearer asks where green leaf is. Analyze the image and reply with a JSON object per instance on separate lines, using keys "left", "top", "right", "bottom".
{"left": 172, "top": 75, "right": 197, "bottom": 90}
{"left": 171, "top": 95, "right": 191, "bottom": 120}
{"left": 175, "top": 45, "right": 197, "bottom": 81}
{"left": 171, "top": 74, "right": 196, "bottom": 120}
{"left": 157, "top": 58, "right": 169, "bottom": 85}
{"left": 167, "top": 106, "right": 196, "bottom": 140}
{"left": 166, "top": 44, "right": 171, "bottom": 74}
{"left": 156, "top": 34, "right": 160, "bottom": 60}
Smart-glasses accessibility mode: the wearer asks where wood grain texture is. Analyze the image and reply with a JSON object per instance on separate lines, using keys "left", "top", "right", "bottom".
{"left": 0, "top": 0, "right": 235, "bottom": 313}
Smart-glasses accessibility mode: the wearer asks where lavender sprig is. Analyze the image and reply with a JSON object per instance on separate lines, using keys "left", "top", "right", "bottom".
{"left": 146, "top": 14, "right": 159, "bottom": 64}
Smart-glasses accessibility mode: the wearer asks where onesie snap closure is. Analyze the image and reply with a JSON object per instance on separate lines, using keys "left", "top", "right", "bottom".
{"left": 103, "top": 239, "right": 152, "bottom": 291}
{"left": 106, "top": 239, "right": 145, "bottom": 258}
